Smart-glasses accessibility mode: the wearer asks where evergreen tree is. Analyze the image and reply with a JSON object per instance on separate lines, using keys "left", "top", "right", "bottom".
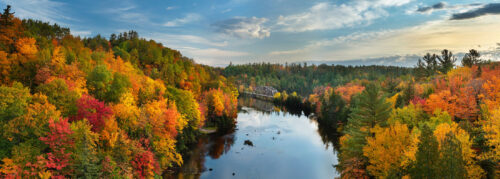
{"left": 411, "top": 125, "right": 440, "bottom": 179}
{"left": 462, "top": 49, "right": 481, "bottom": 67}
{"left": 439, "top": 132, "right": 466, "bottom": 179}
{"left": 437, "top": 49, "right": 456, "bottom": 73}
{"left": 0, "top": 5, "right": 13, "bottom": 27}
{"left": 344, "top": 84, "right": 392, "bottom": 155}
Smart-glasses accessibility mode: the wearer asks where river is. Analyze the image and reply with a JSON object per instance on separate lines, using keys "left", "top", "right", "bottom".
{"left": 167, "top": 98, "right": 340, "bottom": 179}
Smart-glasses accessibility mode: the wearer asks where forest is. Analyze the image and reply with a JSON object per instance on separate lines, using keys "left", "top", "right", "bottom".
{"left": 1, "top": 3, "right": 500, "bottom": 179}
{"left": 0, "top": 6, "right": 238, "bottom": 178}
{"left": 223, "top": 62, "right": 412, "bottom": 95}
{"left": 270, "top": 49, "right": 500, "bottom": 178}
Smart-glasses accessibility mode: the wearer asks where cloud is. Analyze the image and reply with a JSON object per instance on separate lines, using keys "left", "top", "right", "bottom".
{"left": 146, "top": 33, "right": 228, "bottom": 47}
{"left": 267, "top": 15, "right": 500, "bottom": 64}
{"left": 415, "top": 2, "right": 482, "bottom": 15}
{"left": 166, "top": 6, "right": 177, "bottom": 11}
{"left": 164, "top": 13, "right": 201, "bottom": 27}
{"left": 178, "top": 47, "right": 249, "bottom": 65}
{"left": 417, "top": 2, "right": 446, "bottom": 13}
{"left": 71, "top": 30, "right": 92, "bottom": 37}
{"left": 451, "top": 3, "right": 500, "bottom": 20}
{"left": 0, "top": 0, "right": 72, "bottom": 25}
{"left": 212, "top": 17, "right": 270, "bottom": 39}
{"left": 275, "top": 0, "right": 412, "bottom": 32}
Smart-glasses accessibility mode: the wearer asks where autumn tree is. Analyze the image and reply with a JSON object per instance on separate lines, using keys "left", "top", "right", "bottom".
{"left": 36, "top": 78, "right": 79, "bottom": 117}
{"left": 72, "top": 94, "right": 113, "bottom": 131}
{"left": 363, "top": 123, "right": 416, "bottom": 178}
{"left": 39, "top": 118, "right": 74, "bottom": 178}
{"left": 87, "top": 65, "right": 112, "bottom": 101}
{"left": 106, "top": 72, "right": 131, "bottom": 103}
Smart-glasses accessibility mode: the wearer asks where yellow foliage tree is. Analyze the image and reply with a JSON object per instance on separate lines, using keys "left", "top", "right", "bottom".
{"left": 434, "top": 123, "right": 484, "bottom": 178}
{"left": 15, "top": 37, "right": 37, "bottom": 57}
{"left": 363, "top": 123, "right": 417, "bottom": 178}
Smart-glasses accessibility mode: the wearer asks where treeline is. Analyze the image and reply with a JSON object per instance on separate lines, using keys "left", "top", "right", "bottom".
{"left": 290, "top": 49, "right": 499, "bottom": 178}
{"left": 0, "top": 5, "right": 237, "bottom": 178}
{"left": 223, "top": 62, "right": 412, "bottom": 95}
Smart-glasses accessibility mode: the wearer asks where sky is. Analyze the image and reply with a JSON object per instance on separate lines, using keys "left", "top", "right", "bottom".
{"left": 1, "top": 0, "right": 500, "bottom": 66}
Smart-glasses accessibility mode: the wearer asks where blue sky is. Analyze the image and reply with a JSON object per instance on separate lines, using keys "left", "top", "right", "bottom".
{"left": 2, "top": 0, "right": 500, "bottom": 66}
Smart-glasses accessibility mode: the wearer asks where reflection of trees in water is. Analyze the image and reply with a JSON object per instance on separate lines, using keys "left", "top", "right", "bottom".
{"left": 165, "top": 133, "right": 236, "bottom": 178}
{"left": 205, "top": 133, "right": 236, "bottom": 159}
{"left": 315, "top": 115, "right": 341, "bottom": 150}
{"left": 238, "top": 97, "right": 275, "bottom": 113}
{"left": 170, "top": 99, "right": 341, "bottom": 178}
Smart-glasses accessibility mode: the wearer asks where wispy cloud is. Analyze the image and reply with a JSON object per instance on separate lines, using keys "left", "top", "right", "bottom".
{"left": 275, "top": 0, "right": 412, "bottom": 32}
{"left": 212, "top": 17, "right": 270, "bottom": 39}
{"left": 417, "top": 2, "right": 447, "bottom": 13}
{"left": 451, "top": 3, "right": 500, "bottom": 20}
{"left": 269, "top": 15, "right": 500, "bottom": 63}
{"left": 146, "top": 33, "right": 228, "bottom": 47}
{"left": 71, "top": 30, "right": 92, "bottom": 37}
{"left": 415, "top": 2, "right": 482, "bottom": 15}
{"left": 178, "top": 46, "right": 249, "bottom": 65}
{"left": 166, "top": 6, "right": 178, "bottom": 11}
{"left": 164, "top": 13, "right": 201, "bottom": 27}
{"left": 1, "top": 0, "right": 72, "bottom": 25}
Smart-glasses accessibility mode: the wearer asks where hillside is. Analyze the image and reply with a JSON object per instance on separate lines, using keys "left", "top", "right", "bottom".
{"left": 0, "top": 6, "right": 237, "bottom": 178}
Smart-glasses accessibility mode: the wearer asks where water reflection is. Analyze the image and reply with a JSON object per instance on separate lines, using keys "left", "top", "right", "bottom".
{"left": 167, "top": 98, "right": 339, "bottom": 179}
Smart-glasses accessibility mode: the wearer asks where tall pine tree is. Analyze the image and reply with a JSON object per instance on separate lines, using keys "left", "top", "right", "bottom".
{"left": 439, "top": 132, "right": 466, "bottom": 179}
{"left": 411, "top": 125, "right": 440, "bottom": 179}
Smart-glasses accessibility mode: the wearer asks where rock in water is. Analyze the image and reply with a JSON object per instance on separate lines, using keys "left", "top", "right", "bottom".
{"left": 244, "top": 140, "right": 254, "bottom": 147}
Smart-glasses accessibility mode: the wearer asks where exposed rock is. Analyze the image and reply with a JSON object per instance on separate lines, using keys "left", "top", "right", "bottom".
{"left": 244, "top": 140, "right": 254, "bottom": 147}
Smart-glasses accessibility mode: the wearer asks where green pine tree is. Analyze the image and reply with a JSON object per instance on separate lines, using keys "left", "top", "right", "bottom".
{"left": 439, "top": 132, "right": 467, "bottom": 179}
{"left": 344, "top": 84, "right": 392, "bottom": 156}
{"left": 411, "top": 125, "right": 440, "bottom": 179}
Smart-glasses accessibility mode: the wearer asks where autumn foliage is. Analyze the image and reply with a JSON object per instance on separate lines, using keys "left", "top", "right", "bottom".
{"left": 0, "top": 7, "right": 238, "bottom": 178}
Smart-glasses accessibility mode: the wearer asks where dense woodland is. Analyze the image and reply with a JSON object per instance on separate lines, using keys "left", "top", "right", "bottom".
{"left": 271, "top": 49, "right": 500, "bottom": 178}
{"left": 224, "top": 62, "right": 412, "bottom": 95}
{"left": 0, "top": 6, "right": 238, "bottom": 178}
{"left": 1, "top": 3, "right": 500, "bottom": 179}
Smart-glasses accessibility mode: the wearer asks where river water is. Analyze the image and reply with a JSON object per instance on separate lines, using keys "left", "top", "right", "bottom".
{"left": 168, "top": 98, "right": 339, "bottom": 179}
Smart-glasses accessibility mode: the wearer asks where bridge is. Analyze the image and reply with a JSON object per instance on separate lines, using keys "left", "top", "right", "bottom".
{"left": 241, "top": 86, "right": 278, "bottom": 101}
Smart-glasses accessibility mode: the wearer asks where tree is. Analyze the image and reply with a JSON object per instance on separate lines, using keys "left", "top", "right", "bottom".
{"left": 132, "top": 150, "right": 159, "bottom": 179}
{"left": 87, "top": 65, "right": 112, "bottom": 101}
{"left": 363, "top": 123, "right": 415, "bottom": 178}
{"left": 106, "top": 72, "right": 131, "bottom": 103}
{"left": 462, "top": 49, "right": 481, "bottom": 67}
{"left": 0, "top": 51, "right": 10, "bottom": 83}
{"left": 70, "top": 120, "right": 100, "bottom": 178}
{"left": 15, "top": 37, "right": 37, "bottom": 58}
{"left": 39, "top": 118, "right": 74, "bottom": 178}
{"left": 36, "top": 78, "right": 79, "bottom": 117}
{"left": 439, "top": 132, "right": 466, "bottom": 179}
{"left": 410, "top": 125, "right": 439, "bottom": 179}
{"left": 437, "top": 49, "right": 456, "bottom": 74}
{"left": 71, "top": 94, "right": 113, "bottom": 132}
{"left": 416, "top": 53, "right": 438, "bottom": 78}
{"left": 0, "top": 82, "right": 30, "bottom": 121}
{"left": 346, "top": 84, "right": 392, "bottom": 138}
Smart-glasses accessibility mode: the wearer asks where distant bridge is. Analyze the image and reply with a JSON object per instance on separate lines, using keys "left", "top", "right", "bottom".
{"left": 241, "top": 86, "right": 278, "bottom": 101}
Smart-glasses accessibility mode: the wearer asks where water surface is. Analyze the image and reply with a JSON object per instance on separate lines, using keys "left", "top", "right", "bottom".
{"left": 170, "top": 98, "right": 339, "bottom": 179}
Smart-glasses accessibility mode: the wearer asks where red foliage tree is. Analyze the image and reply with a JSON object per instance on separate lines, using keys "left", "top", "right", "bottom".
{"left": 132, "top": 151, "right": 159, "bottom": 179}
{"left": 39, "top": 118, "right": 74, "bottom": 178}
{"left": 71, "top": 94, "right": 113, "bottom": 131}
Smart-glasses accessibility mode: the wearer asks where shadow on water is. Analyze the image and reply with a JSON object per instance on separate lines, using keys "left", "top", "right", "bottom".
{"left": 166, "top": 97, "right": 341, "bottom": 179}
